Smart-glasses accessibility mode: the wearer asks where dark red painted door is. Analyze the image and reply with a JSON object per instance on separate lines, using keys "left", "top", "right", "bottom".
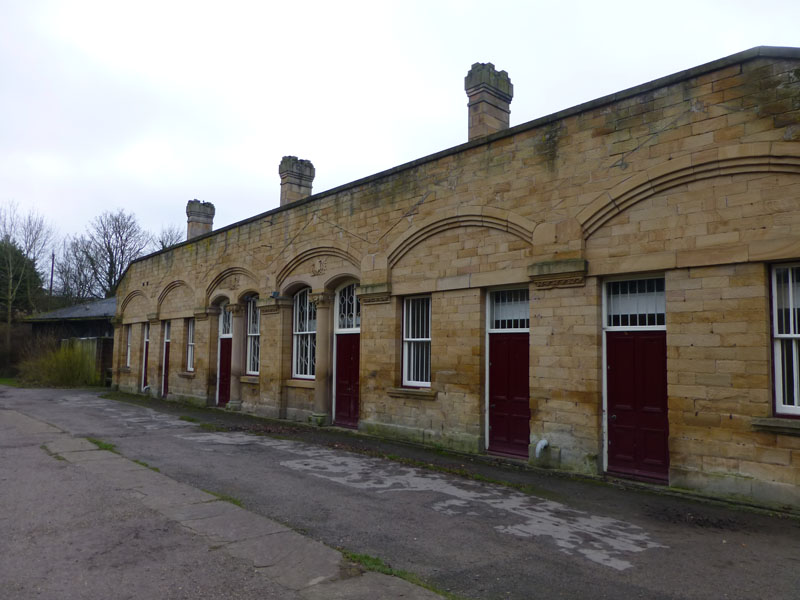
{"left": 142, "top": 340, "right": 149, "bottom": 389}
{"left": 606, "top": 331, "right": 669, "bottom": 482}
{"left": 162, "top": 341, "right": 170, "bottom": 397}
{"left": 488, "top": 333, "right": 530, "bottom": 457}
{"left": 218, "top": 337, "right": 232, "bottom": 406}
{"left": 335, "top": 333, "right": 360, "bottom": 428}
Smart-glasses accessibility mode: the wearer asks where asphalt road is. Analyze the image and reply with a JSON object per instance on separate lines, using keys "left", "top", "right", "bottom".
{"left": 2, "top": 386, "right": 799, "bottom": 600}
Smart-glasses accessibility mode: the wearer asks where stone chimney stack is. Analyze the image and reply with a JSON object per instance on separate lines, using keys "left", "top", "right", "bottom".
{"left": 186, "top": 200, "right": 215, "bottom": 240}
{"left": 465, "top": 63, "right": 513, "bottom": 141}
{"left": 279, "top": 156, "right": 315, "bottom": 206}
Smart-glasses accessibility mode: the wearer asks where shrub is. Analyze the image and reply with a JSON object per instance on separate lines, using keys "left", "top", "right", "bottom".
{"left": 18, "top": 342, "right": 101, "bottom": 387}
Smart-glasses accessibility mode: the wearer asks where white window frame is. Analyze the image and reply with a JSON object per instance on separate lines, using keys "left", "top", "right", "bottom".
{"left": 245, "top": 296, "right": 260, "bottom": 375}
{"left": 293, "top": 288, "right": 316, "bottom": 379}
{"left": 772, "top": 263, "right": 800, "bottom": 417}
{"left": 403, "top": 295, "right": 431, "bottom": 387}
{"left": 603, "top": 276, "right": 666, "bottom": 332}
{"left": 186, "top": 318, "right": 195, "bottom": 372}
{"left": 125, "top": 324, "right": 131, "bottom": 368}
{"left": 485, "top": 287, "right": 531, "bottom": 447}
{"left": 601, "top": 275, "right": 667, "bottom": 473}
{"left": 487, "top": 288, "right": 530, "bottom": 333}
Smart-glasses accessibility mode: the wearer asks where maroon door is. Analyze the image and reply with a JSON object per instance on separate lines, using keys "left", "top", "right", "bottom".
{"left": 334, "top": 333, "right": 360, "bottom": 428}
{"left": 142, "top": 340, "right": 149, "bottom": 389}
{"left": 162, "top": 341, "right": 170, "bottom": 397}
{"left": 606, "top": 331, "right": 669, "bottom": 482}
{"left": 488, "top": 332, "right": 530, "bottom": 457}
{"left": 218, "top": 337, "right": 232, "bottom": 406}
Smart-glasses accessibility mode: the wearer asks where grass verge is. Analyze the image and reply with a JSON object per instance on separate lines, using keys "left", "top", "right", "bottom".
{"left": 179, "top": 415, "right": 199, "bottom": 423}
{"left": 341, "top": 550, "right": 467, "bottom": 600}
{"left": 0, "top": 377, "right": 21, "bottom": 387}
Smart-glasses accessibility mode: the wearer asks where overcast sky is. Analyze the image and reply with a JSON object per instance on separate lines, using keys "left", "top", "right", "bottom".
{"left": 2, "top": 0, "right": 799, "bottom": 241}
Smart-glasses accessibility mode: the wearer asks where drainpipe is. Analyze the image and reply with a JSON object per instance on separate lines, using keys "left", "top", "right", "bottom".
{"left": 535, "top": 438, "right": 549, "bottom": 458}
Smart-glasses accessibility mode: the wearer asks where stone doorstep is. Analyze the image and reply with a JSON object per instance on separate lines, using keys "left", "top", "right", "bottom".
{"left": 51, "top": 429, "right": 440, "bottom": 598}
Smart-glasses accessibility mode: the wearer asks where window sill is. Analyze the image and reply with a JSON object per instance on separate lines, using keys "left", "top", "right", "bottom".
{"left": 240, "top": 375, "right": 259, "bottom": 385}
{"left": 178, "top": 371, "right": 196, "bottom": 379}
{"left": 120, "top": 367, "right": 132, "bottom": 373}
{"left": 752, "top": 417, "right": 800, "bottom": 436}
{"left": 387, "top": 387, "right": 437, "bottom": 401}
{"left": 284, "top": 379, "right": 314, "bottom": 389}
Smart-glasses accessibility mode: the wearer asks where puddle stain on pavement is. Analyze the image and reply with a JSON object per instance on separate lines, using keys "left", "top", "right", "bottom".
{"left": 178, "top": 431, "right": 665, "bottom": 570}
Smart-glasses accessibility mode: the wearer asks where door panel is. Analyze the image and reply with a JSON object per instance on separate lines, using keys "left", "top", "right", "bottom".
{"left": 488, "top": 332, "right": 530, "bottom": 457}
{"left": 606, "top": 331, "right": 669, "bottom": 481}
{"left": 334, "top": 333, "right": 360, "bottom": 428}
{"left": 218, "top": 337, "right": 232, "bottom": 406}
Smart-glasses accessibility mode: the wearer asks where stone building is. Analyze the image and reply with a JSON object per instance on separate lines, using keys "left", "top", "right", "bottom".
{"left": 114, "top": 47, "right": 800, "bottom": 507}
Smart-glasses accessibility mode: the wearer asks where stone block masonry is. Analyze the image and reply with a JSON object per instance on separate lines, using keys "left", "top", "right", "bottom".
{"left": 115, "top": 47, "right": 800, "bottom": 508}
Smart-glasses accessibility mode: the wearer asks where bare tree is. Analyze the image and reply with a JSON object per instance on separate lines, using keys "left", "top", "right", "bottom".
{"left": 155, "top": 223, "right": 184, "bottom": 250}
{"left": 78, "top": 209, "right": 152, "bottom": 298}
{"left": 0, "top": 202, "right": 54, "bottom": 352}
{"left": 54, "top": 236, "right": 100, "bottom": 301}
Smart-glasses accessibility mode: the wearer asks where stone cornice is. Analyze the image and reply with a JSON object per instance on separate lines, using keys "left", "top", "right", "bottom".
{"left": 528, "top": 259, "right": 587, "bottom": 289}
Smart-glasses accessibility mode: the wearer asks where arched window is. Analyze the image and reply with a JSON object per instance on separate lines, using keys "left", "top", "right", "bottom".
{"left": 245, "top": 295, "right": 260, "bottom": 375}
{"left": 293, "top": 288, "right": 316, "bottom": 378}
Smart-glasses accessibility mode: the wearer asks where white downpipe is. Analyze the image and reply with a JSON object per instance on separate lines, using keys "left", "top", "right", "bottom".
{"left": 535, "top": 438, "right": 549, "bottom": 458}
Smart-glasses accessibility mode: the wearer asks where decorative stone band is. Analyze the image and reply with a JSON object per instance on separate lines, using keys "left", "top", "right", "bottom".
{"left": 528, "top": 258, "right": 588, "bottom": 290}
{"left": 359, "top": 294, "right": 391, "bottom": 305}
{"left": 356, "top": 283, "right": 391, "bottom": 305}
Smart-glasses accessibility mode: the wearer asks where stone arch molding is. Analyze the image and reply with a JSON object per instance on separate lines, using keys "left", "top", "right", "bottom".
{"left": 385, "top": 206, "right": 536, "bottom": 270}
{"left": 120, "top": 290, "right": 149, "bottom": 317}
{"left": 157, "top": 280, "right": 195, "bottom": 319}
{"left": 205, "top": 267, "right": 259, "bottom": 305}
{"left": 578, "top": 142, "right": 800, "bottom": 239}
{"left": 276, "top": 244, "right": 361, "bottom": 291}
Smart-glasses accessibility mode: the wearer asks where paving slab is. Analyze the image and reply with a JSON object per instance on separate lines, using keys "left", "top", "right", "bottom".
{"left": 180, "top": 506, "right": 290, "bottom": 542}
{"left": 43, "top": 436, "right": 99, "bottom": 453}
{"left": 158, "top": 499, "right": 233, "bottom": 521}
{"left": 136, "top": 480, "right": 218, "bottom": 509}
{"left": 300, "top": 571, "right": 443, "bottom": 600}
{"left": 60, "top": 448, "right": 125, "bottom": 462}
{"left": 227, "top": 530, "right": 344, "bottom": 590}
{"left": 0, "top": 408, "right": 62, "bottom": 435}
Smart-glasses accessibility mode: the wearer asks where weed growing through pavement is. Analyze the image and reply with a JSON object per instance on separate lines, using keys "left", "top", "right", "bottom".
{"left": 86, "top": 437, "right": 118, "bottom": 454}
{"left": 39, "top": 444, "right": 66, "bottom": 461}
{"left": 133, "top": 459, "right": 160, "bottom": 472}
{"left": 340, "top": 550, "right": 468, "bottom": 600}
{"left": 203, "top": 489, "right": 244, "bottom": 508}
